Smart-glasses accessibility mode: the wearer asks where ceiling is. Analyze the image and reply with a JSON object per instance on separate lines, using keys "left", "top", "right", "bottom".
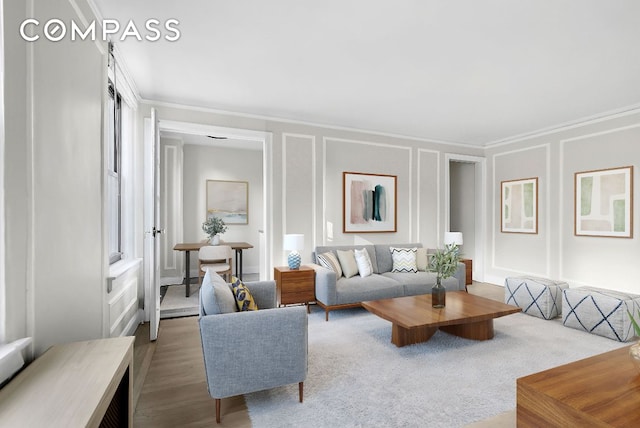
{"left": 92, "top": 0, "right": 640, "bottom": 147}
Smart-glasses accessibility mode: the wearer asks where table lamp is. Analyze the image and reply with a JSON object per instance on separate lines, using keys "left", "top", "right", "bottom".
{"left": 444, "top": 232, "right": 463, "bottom": 254}
{"left": 283, "top": 234, "right": 304, "bottom": 270}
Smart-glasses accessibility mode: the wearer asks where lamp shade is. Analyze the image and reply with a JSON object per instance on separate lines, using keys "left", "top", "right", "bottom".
{"left": 283, "top": 234, "right": 304, "bottom": 251}
{"left": 444, "top": 232, "right": 463, "bottom": 246}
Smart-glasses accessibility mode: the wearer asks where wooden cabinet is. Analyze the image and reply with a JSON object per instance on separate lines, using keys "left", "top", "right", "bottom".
{"left": 461, "top": 258, "right": 472, "bottom": 286}
{"left": 0, "top": 337, "right": 134, "bottom": 427}
{"left": 274, "top": 266, "right": 315, "bottom": 311}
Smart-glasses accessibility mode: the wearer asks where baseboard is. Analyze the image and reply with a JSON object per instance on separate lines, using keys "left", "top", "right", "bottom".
{"left": 121, "top": 309, "right": 144, "bottom": 337}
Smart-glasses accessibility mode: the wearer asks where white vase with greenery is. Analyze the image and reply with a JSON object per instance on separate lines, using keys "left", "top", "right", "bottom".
{"left": 202, "top": 217, "right": 228, "bottom": 245}
{"left": 428, "top": 244, "right": 461, "bottom": 308}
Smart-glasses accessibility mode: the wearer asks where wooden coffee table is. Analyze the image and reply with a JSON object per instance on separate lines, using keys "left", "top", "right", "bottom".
{"left": 517, "top": 345, "right": 640, "bottom": 427}
{"left": 361, "top": 291, "right": 521, "bottom": 347}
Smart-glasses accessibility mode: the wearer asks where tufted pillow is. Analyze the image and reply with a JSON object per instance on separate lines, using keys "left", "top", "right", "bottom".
{"left": 416, "top": 248, "right": 429, "bottom": 272}
{"left": 390, "top": 247, "right": 418, "bottom": 273}
{"left": 201, "top": 271, "right": 237, "bottom": 315}
{"left": 230, "top": 276, "right": 259, "bottom": 311}
{"left": 354, "top": 248, "right": 373, "bottom": 278}
{"left": 337, "top": 249, "right": 359, "bottom": 279}
{"left": 317, "top": 252, "right": 343, "bottom": 277}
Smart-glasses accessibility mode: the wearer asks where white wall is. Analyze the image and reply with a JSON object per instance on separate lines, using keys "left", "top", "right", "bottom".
{"left": 141, "top": 102, "right": 485, "bottom": 276}
{"left": 3, "top": 0, "right": 144, "bottom": 356}
{"left": 181, "top": 143, "right": 263, "bottom": 275}
{"left": 485, "top": 112, "right": 640, "bottom": 293}
{"left": 159, "top": 137, "right": 184, "bottom": 282}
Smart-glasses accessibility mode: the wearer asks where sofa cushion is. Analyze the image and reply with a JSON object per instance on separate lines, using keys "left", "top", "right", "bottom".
{"left": 416, "top": 248, "right": 429, "bottom": 272}
{"left": 317, "top": 252, "right": 343, "bottom": 278}
{"left": 201, "top": 271, "right": 238, "bottom": 315}
{"left": 382, "top": 272, "right": 460, "bottom": 295}
{"left": 337, "top": 249, "right": 359, "bottom": 278}
{"left": 335, "top": 275, "right": 402, "bottom": 305}
{"left": 374, "top": 243, "right": 423, "bottom": 273}
{"left": 315, "top": 245, "right": 379, "bottom": 274}
{"left": 230, "top": 276, "right": 259, "bottom": 311}
{"left": 390, "top": 247, "right": 418, "bottom": 273}
{"left": 354, "top": 248, "right": 373, "bottom": 278}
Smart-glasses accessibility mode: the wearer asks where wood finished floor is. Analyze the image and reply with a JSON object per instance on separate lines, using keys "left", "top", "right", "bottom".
{"left": 132, "top": 282, "right": 512, "bottom": 427}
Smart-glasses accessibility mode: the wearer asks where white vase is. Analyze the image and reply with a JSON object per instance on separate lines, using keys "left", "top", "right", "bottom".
{"left": 210, "top": 235, "right": 220, "bottom": 245}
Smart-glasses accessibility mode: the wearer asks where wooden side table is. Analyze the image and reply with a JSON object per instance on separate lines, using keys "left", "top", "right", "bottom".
{"left": 274, "top": 265, "right": 315, "bottom": 313}
{"left": 460, "top": 259, "right": 472, "bottom": 289}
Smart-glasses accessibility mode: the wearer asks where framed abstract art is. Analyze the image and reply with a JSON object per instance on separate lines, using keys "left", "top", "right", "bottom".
{"left": 575, "top": 166, "right": 633, "bottom": 238}
{"left": 501, "top": 177, "right": 538, "bottom": 234}
{"left": 343, "top": 172, "right": 397, "bottom": 233}
{"left": 206, "top": 179, "right": 249, "bottom": 225}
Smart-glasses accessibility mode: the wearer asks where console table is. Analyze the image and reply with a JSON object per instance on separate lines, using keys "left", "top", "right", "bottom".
{"left": 0, "top": 336, "right": 134, "bottom": 427}
{"left": 517, "top": 345, "right": 640, "bottom": 427}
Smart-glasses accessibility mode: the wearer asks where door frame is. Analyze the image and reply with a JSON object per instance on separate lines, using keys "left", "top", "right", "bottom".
{"left": 444, "top": 153, "right": 486, "bottom": 283}
{"left": 151, "top": 119, "right": 273, "bottom": 285}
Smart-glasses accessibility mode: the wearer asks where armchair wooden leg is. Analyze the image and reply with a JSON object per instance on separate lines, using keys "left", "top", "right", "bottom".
{"left": 299, "top": 382, "right": 304, "bottom": 403}
{"left": 215, "top": 398, "right": 221, "bottom": 423}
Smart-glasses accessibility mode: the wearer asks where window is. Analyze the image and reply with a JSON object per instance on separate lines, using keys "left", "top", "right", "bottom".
{"left": 107, "top": 81, "right": 122, "bottom": 264}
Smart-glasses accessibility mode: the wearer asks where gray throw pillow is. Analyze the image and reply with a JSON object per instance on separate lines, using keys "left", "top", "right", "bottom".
{"left": 337, "top": 249, "right": 359, "bottom": 278}
{"left": 201, "top": 271, "right": 237, "bottom": 315}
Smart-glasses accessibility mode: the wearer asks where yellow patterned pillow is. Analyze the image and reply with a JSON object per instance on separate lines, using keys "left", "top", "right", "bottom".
{"left": 230, "top": 276, "right": 258, "bottom": 311}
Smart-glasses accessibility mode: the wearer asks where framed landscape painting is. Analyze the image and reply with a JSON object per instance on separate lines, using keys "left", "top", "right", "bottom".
{"left": 575, "top": 166, "right": 633, "bottom": 238}
{"left": 501, "top": 177, "right": 538, "bottom": 234}
{"left": 343, "top": 172, "right": 397, "bottom": 233}
{"left": 206, "top": 180, "right": 249, "bottom": 225}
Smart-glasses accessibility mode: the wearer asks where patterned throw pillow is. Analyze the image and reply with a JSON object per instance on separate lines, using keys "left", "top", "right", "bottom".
{"left": 354, "top": 248, "right": 373, "bottom": 278}
{"left": 317, "top": 252, "right": 343, "bottom": 278}
{"left": 390, "top": 247, "right": 418, "bottom": 273}
{"left": 230, "top": 276, "right": 258, "bottom": 311}
{"left": 337, "top": 249, "right": 359, "bottom": 279}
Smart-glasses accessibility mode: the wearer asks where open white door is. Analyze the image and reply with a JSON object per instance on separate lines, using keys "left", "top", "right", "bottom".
{"left": 144, "top": 108, "right": 162, "bottom": 341}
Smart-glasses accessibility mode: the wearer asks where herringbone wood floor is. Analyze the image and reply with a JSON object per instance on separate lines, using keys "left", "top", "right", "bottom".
{"left": 132, "top": 282, "right": 511, "bottom": 427}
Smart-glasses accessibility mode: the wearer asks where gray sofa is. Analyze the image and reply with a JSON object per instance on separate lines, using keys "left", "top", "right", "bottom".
{"left": 312, "top": 243, "right": 466, "bottom": 320}
{"left": 198, "top": 271, "right": 308, "bottom": 422}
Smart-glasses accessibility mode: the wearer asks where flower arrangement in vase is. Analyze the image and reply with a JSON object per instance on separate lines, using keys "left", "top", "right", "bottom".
{"left": 428, "top": 244, "right": 461, "bottom": 308}
{"left": 202, "top": 217, "right": 227, "bottom": 245}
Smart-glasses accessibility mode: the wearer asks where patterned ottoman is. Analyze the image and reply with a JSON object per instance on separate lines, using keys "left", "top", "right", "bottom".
{"left": 505, "top": 276, "right": 568, "bottom": 320}
{"left": 562, "top": 287, "right": 640, "bottom": 342}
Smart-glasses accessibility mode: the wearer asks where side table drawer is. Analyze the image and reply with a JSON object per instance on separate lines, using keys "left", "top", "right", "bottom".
{"left": 274, "top": 266, "right": 316, "bottom": 309}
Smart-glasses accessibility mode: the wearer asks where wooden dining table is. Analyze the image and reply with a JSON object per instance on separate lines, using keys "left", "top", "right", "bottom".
{"left": 173, "top": 241, "right": 254, "bottom": 297}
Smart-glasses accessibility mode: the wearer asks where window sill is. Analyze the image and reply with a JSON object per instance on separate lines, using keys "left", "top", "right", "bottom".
{"left": 108, "top": 258, "right": 142, "bottom": 292}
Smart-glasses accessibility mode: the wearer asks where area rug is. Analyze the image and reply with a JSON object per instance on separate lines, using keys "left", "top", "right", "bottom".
{"left": 245, "top": 306, "right": 628, "bottom": 428}
{"left": 159, "top": 284, "right": 200, "bottom": 318}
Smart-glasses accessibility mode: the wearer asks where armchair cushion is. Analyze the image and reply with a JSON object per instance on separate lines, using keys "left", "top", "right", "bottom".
{"left": 230, "top": 276, "right": 258, "bottom": 311}
{"left": 201, "top": 271, "right": 237, "bottom": 315}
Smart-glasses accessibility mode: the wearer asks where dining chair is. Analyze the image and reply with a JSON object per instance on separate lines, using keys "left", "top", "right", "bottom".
{"left": 198, "top": 245, "right": 233, "bottom": 284}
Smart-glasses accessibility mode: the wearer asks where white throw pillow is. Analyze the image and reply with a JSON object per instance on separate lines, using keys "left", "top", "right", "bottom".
{"left": 416, "top": 248, "right": 429, "bottom": 272}
{"left": 354, "top": 248, "right": 373, "bottom": 278}
{"left": 317, "top": 252, "right": 343, "bottom": 278}
{"left": 337, "top": 249, "right": 359, "bottom": 279}
{"left": 390, "top": 247, "right": 418, "bottom": 273}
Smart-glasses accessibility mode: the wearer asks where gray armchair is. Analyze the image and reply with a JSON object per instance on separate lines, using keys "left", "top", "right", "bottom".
{"left": 198, "top": 272, "right": 308, "bottom": 423}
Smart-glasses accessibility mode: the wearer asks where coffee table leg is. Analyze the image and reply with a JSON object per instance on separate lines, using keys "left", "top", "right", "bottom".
{"left": 392, "top": 324, "right": 437, "bottom": 347}
{"left": 440, "top": 319, "right": 494, "bottom": 340}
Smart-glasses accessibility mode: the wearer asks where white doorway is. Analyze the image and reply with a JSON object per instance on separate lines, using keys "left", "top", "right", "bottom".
{"left": 445, "top": 154, "right": 486, "bottom": 283}
{"left": 144, "top": 119, "right": 273, "bottom": 323}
